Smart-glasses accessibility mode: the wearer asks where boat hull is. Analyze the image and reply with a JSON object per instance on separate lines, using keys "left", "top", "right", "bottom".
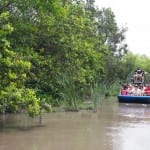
{"left": 118, "top": 95, "right": 150, "bottom": 104}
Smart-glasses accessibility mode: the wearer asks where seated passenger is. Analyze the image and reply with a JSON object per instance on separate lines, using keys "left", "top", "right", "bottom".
{"left": 138, "top": 85, "right": 144, "bottom": 96}
{"left": 132, "top": 85, "right": 141, "bottom": 96}
{"left": 127, "top": 84, "right": 134, "bottom": 95}
{"left": 120, "top": 85, "right": 128, "bottom": 95}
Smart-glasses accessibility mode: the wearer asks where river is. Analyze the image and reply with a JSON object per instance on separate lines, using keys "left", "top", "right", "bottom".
{"left": 0, "top": 97, "right": 150, "bottom": 150}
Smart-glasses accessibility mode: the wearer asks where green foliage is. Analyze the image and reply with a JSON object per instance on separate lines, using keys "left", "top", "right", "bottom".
{"left": 105, "top": 51, "right": 150, "bottom": 84}
{"left": 58, "top": 71, "right": 80, "bottom": 111}
{"left": 0, "top": 86, "right": 40, "bottom": 116}
{"left": 0, "top": 0, "right": 129, "bottom": 112}
{"left": 0, "top": 12, "right": 41, "bottom": 116}
{"left": 90, "top": 83, "right": 101, "bottom": 112}
{"left": 121, "top": 52, "right": 150, "bottom": 75}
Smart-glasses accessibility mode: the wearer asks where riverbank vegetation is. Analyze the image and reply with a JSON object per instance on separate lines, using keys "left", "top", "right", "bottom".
{"left": 1, "top": 0, "right": 150, "bottom": 116}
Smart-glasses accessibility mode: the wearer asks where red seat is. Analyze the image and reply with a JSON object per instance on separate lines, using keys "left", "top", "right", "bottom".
{"left": 144, "top": 87, "right": 150, "bottom": 95}
{"left": 121, "top": 89, "right": 128, "bottom": 95}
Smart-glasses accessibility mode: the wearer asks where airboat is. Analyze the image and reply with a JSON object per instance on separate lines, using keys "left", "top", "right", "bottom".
{"left": 118, "top": 70, "right": 150, "bottom": 104}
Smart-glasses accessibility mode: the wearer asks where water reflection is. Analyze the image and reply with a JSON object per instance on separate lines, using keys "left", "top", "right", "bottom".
{"left": 0, "top": 99, "right": 149, "bottom": 150}
{"left": 118, "top": 124, "right": 150, "bottom": 150}
{"left": 116, "top": 103, "right": 150, "bottom": 150}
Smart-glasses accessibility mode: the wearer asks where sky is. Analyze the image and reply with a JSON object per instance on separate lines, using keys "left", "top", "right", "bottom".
{"left": 95, "top": 0, "right": 150, "bottom": 57}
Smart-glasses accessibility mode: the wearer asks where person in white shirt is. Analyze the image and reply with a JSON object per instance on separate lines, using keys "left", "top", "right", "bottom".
{"left": 127, "top": 84, "right": 134, "bottom": 95}
{"left": 133, "top": 85, "right": 143, "bottom": 96}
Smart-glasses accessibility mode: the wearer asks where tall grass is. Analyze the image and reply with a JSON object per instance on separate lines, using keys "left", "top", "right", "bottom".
{"left": 90, "top": 83, "right": 102, "bottom": 112}
{"left": 103, "top": 79, "right": 121, "bottom": 96}
{"left": 59, "top": 72, "right": 79, "bottom": 111}
{"left": 90, "top": 79, "right": 121, "bottom": 111}
{"left": 58, "top": 71, "right": 121, "bottom": 111}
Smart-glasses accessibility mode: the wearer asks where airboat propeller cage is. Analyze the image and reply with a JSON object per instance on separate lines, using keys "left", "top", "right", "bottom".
{"left": 126, "top": 71, "right": 150, "bottom": 86}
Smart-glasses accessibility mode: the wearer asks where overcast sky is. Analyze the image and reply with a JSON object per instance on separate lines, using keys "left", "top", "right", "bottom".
{"left": 95, "top": 0, "right": 150, "bottom": 57}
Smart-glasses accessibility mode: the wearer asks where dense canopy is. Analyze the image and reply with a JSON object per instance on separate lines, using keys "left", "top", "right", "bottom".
{"left": 0, "top": 0, "right": 149, "bottom": 115}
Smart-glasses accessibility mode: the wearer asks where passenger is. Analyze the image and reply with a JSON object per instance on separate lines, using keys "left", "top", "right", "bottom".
{"left": 138, "top": 85, "right": 144, "bottom": 96}
{"left": 133, "top": 67, "right": 144, "bottom": 83}
{"left": 120, "top": 85, "right": 128, "bottom": 95}
{"left": 132, "top": 85, "right": 136, "bottom": 96}
{"left": 132, "top": 85, "right": 142, "bottom": 96}
{"left": 127, "top": 84, "right": 134, "bottom": 95}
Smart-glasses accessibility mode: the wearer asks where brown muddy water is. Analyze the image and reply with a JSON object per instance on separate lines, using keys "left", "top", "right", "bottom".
{"left": 0, "top": 97, "right": 150, "bottom": 150}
